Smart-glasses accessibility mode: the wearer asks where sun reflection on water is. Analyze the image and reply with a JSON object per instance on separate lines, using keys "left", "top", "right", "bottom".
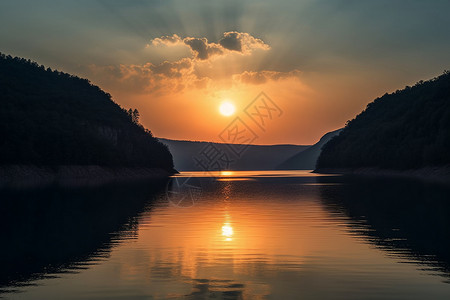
{"left": 221, "top": 223, "right": 234, "bottom": 241}
{"left": 220, "top": 171, "right": 234, "bottom": 176}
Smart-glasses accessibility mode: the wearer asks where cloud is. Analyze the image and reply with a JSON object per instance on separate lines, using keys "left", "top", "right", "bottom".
{"left": 219, "top": 32, "right": 242, "bottom": 51}
{"left": 234, "top": 70, "right": 301, "bottom": 85}
{"left": 219, "top": 31, "right": 270, "bottom": 53}
{"left": 151, "top": 34, "right": 183, "bottom": 46}
{"left": 87, "top": 32, "right": 298, "bottom": 94}
{"left": 89, "top": 61, "right": 300, "bottom": 95}
{"left": 88, "top": 58, "right": 202, "bottom": 95}
{"left": 149, "top": 58, "right": 192, "bottom": 78}
{"left": 183, "top": 37, "right": 223, "bottom": 60}
{"left": 149, "top": 31, "right": 270, "bottom": 60}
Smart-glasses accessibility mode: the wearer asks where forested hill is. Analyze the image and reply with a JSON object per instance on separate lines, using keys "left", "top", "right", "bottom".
{"left": 317, "top": 71, "right": 450, "bottom": 171}
{"left": 0, "top": 53, "right": 174, "bottom": 172}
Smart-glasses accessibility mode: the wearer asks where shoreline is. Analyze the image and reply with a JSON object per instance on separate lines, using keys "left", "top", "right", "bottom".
{"left": 314, "top": 166, "right": 450, "bottom": 184}
{"left": 0, "top": 165, "right": 175, "bottom": 188}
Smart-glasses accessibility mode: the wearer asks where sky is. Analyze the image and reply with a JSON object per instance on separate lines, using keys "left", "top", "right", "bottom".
{"left": 1, "top": 0, "right": 450, "bottom": 145}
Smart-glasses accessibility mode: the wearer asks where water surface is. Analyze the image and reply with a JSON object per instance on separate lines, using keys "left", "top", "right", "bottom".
{"left": 1, "top": 171, "right": 450, "bottom": 299}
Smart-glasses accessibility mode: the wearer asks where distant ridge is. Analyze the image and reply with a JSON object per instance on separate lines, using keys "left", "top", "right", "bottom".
{"left": 159, "top": 138, "right": 309, "bottom": 171}
{"left": 277, "top": 129, "right": 342, "bottom": 170}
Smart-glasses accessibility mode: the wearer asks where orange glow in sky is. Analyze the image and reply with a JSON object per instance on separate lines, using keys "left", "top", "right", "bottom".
{"left": 85, "top": 32, "right": 409, "bottom": 145}
{"left": 6, "top": 2, "right": 448, "bottom": 145}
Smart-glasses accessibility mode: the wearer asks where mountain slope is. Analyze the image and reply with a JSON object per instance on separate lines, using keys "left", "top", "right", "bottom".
{"left": 159, "top": 138, "right": 308, "bottom": 171}
{"left": 0, "top": 53, "right": 174, "bottom": 172}
{"left": 317, "top": 71, "right": 450, "bottom": 171}
{"left": 277, "top": 129, "right": 342, "bottom": 170}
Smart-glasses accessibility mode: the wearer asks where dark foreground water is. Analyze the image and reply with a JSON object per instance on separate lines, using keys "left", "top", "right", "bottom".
{"left": 1, "top": 171, "right": 450, "bottom": 299}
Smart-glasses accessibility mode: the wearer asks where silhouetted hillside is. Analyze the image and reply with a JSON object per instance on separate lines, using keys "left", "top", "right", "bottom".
{"left": 159, "top": 138, "right": 308, "bottom": 171}
{"left": 277, "top": 129, "right": 341, "bottom": 170}
{"left": 317, "top": 71, "right": 450, "bottom": 171}
{"left": 0, "top": 53, "right": 174, "bottom": 172}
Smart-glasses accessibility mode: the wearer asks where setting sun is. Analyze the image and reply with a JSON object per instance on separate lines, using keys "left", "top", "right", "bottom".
{"left": 219, "top": 101, "right": 236, "bottom": 117}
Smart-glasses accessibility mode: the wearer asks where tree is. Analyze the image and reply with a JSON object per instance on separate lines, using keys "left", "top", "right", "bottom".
{"left": 132, "top": 109, "right": 140, "bottom": 124}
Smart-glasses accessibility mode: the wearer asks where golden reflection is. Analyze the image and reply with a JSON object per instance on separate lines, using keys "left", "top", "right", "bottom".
{"left": 221, "top": 223, "right": 234, "bottom": 241}
{"left": 117, "top": 187, "right": 392, "bottom": 299}
{"left": 174, "top": 170, "right": 339, "bottom": 179}
{"left": 220, "top": 171, "right": 234, "bottom": 176}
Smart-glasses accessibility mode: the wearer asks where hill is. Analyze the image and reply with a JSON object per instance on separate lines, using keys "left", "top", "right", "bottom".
{"left": 316, "top": 71, "right": 450, "bottom": 172}
{"left": 159, "top": 138, "right": 308, "bottom": 171}
{"left": 0, "top": 53, "right": 174, "bottom": 174}
{"left": 277, "top": 129, "right": 342, "bottom": 170}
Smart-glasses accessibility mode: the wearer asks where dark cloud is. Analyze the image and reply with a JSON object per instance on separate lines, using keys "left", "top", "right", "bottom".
{"left": 219, "top": 31, "right": 242, "bottom": 51}
{"left": 150, "top": 32, "right": 269, "bottom": 61}
{"left": 183, "top": 37, "right": 223, "bottom": 60}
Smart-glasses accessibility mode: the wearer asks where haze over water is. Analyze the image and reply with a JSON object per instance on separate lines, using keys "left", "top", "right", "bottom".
{"left": 2, "top": 171, "right": 450, "bottom": 299}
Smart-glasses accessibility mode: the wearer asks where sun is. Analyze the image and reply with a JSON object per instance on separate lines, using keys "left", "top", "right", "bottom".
{"left": 219, "top": 101, "right": 236, "bottom": 117}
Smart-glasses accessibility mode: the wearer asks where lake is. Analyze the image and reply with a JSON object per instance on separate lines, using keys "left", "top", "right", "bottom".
{"left": 1, "top": 170, "right": 450, "bottom": 299}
